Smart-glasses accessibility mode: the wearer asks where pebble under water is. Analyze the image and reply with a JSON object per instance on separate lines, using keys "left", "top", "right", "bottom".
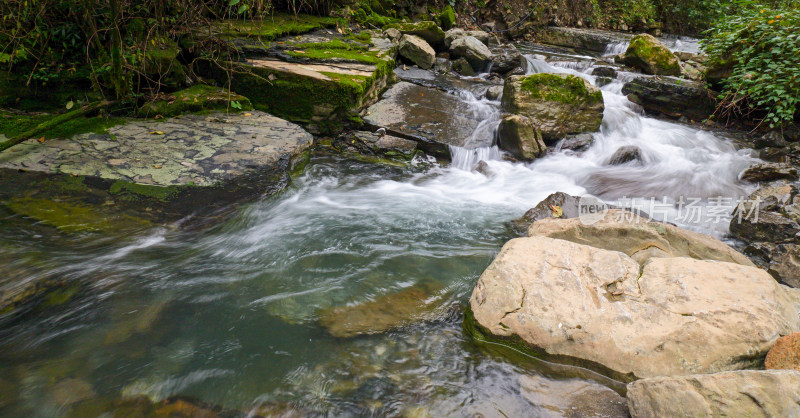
{"left": 0, "top": 41, "right": 759, "bottom": 416}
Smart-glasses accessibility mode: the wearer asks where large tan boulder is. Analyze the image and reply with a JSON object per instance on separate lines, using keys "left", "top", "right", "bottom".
{"left": 626, "top": 370, "right": 800, "bottom": 417}
{"left": 502, "top": 74, "right": 604, "bottom": 142}
{"left": 468, "top": 235, "right": 800, "bottom": 380}
{"left": 398, "top": 34, "right": 436, "bottom": 70}
{"left": 529, "top": 209, "right": 755, "bottom": 266}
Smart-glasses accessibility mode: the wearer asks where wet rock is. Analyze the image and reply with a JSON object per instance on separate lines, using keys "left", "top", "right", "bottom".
{"left": 52, "top": 378, "right": 96, "bottom": 407}
{"left": 623, "top": 34, "right": 681, "bottom": 76}
{"left": 769, "top": 244, "right": 800, "bottom": 288}
{"left": 502, "top": 74, "right": 604, "bottom": 143}
{"left": 529, "top": 209, "right": 755, "bottom": 266}
{"left": 318, "top": 282, "right": 446, "bottom": 338}
{"left": 518, "top": 375, "right": 628, "bottom": 418}
{"left": 627, "top": 370, "right": 800, "bottom": 417}
{"left": 332, "top": 131, "right": 419, "bottom": 163}
{"left": 468, "top": 220, "right": 795, "bottom": 381}
{"left": 741, "top": 162, "right": 799, "bottom": 183}
{"left": 730, "top": 182, "right": 800, "bottom": 244}
{"left": 511, "top": 192, "right": 583, "bottom": 233}
{"left": 755, "top": 130, "right": 789, "bottom": 149}
{"left": 399, "top": 35, "right": 436, "bottom": 70}
{"left": 484, "top": 85, "right": 503, "bottom": 101}
{"left": 451, "top": 57, "right": 475, "bottom": 76}
{"left": 363, "top": 81, "right": 483, "bottom": 152}
{"left": 559, "top": 133, "right": 594, "bottom": 152}
{"left": 536, "top": 27, "right": 626, "bottom": 53}
{"left": 386, "top": 21, "right": 446, "bottom": 50}
{"left": 595, "top": 76, "right": 612, "bottom": 88}
{"left": 490, "top": 49, "right": 524, "bottom": 75}
{"left": 153, "top": 396, "right": 228, "bottom": 417}
{"left": 138, "top": 85, "right": 251, "bottom": 118}
{"left": 621, "top": 76, "right": 716, "bottom": 121}
{"left": 496, "top": 114, "right": 546, "bottom": 161}
{"left": 606, "top": 145, "right": 642, "bottom": 165}
{"left": 68, "top": 396, "right": 156, "bottom": 417}
{"left": 591, "top": 66, "right": 617, "bottom": 78}
{"left": 474, "top": 160, "right": 493, "bottom": 176}
{"left": 449, "top": 36, "right": 493, "bottom": 72}
{"left": 433, "top": 57, "right": 451, "bottom": 74}
{"left": 765, "top": 333, "right": 800, "bottom": 372}
{"left": 5, "top": 197, "right": 150, "bottom": 233}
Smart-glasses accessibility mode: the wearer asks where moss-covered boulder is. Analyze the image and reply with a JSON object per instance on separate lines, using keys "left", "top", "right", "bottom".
{"left": 385, "top": 21, "right": 446, "bottom": 50}
{"left": 137, "top": 85, "right": 252, "bottom": 117}
{"left": 623, "top": 33, "right": 681, "bottom": 76}
{"left": 438, "top": 5, "right": 456, "bottom": 30}
{"left": 502, "top": 74, "right": 604, "bottom": 142}
{"left": 143, "top": 38, "right": 191, "bottom": 89}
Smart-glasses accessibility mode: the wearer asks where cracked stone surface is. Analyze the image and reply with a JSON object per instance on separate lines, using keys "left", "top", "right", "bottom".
{"left": 469, "top": 233, "right": 800, "bottom": 381}
{"left": 363, "top": 81, "right": 483, "bottom": 147}
{"left": 0, "top": 111, "right": 313, "bottom": 187}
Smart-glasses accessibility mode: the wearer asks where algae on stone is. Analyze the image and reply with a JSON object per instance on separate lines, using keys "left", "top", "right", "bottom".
{"left": 4, "top": 197, "right": 151, "bottom": 233}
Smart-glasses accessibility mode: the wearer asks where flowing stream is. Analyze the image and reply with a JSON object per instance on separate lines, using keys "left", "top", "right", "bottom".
{"left": 0, "top": 41, "right": 758, "bottom": 416}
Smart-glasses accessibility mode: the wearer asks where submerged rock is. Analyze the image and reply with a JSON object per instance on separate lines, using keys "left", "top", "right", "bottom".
{"left": 502, "top": 74, "right": 604, "bottom": 143}
{"left": 559, "top": 133, "right": 595, "bottom": 152}
{"left": 468, "top": 217, "right": 798, "bottom": 381}
{"left": 626, "top": 370, "right": 800, "bottom": 417}
{"left": 519, "top": 375, "right": 628, "bottom": 418}
{"left": 621, "top": 76, "right": 716, "bottom": 121}
{"left": 52, "top": 378, "right": 96, "bottom": 407}
{"left": 318, "top": 282, "right": 446, "bottom": 338}
{"left": 496, "top": 115, "right": 546, "bottom": 161}
{"left": 449, "top": 36, "right": 493, "bottom": 72}
{"left": 741, "top": 162, "right": 799, "bottom": 183}
{"left": 623, "top": 34, "right": 681, "bottom": 76}
{"left": 399, "top": 35, "right": 436, "bottom": 70}
{"left": 765, "top": 333, "right": 800, "bottom": 372}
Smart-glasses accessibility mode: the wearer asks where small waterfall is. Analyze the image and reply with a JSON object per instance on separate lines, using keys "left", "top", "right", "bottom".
{"left": 604, "top": 41, "right": 630, "bottom": 56}
{"left": 455, "top": 90, "right": 502, "bottom": 148}
{"left": 449, "top": 146, "right": 504, "bottom": 170}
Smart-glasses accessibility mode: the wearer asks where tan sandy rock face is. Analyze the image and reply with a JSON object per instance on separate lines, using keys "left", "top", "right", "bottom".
{"left": 468, "top": 233, "right": 800, "bottom": 381}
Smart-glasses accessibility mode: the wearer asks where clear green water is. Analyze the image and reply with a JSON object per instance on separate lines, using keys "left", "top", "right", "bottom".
{"left": 0, "top": 156, "right": 625, "bottom": 416}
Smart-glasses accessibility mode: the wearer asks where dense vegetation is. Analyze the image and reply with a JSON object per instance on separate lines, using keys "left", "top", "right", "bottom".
{"left": 702, "top": 1, "right": 800, "bottom": 128}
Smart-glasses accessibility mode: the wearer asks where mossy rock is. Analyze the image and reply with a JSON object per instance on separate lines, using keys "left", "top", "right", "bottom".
{"left": 4, "top": 197, "right": 151, "bottom": 233}
{"left": 623, "top": 33, "right": 681, "bottom": 76}
{"left": 137, "top": 85, "right": 252, "bottom": 117}
{"left": 385, "top": 21, "right": 446, "bottom": 49}
{"left": 0, "top": 110, "right": 125, "bottom": 140}
{"left": 143, "top": 37, "right": 191, "bottom": 89}
{"left": 211, "top": 14, "right": 342, "bottom": 41}
{"left": 438, "top": 5, "right": 456, "bottom": 30}
{"left": 502, "top": 73, "right": 604, "bottom": 142}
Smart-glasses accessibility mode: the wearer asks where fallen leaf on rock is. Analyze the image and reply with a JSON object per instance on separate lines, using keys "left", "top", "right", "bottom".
{"left": 36, "top": 137, "right": 45, "bottom": 143}
{"left": 150, "top": 131, "right": 165, "bottom": 135}
{"left": 153, "top": 165, "right": 162, "bottom": 169}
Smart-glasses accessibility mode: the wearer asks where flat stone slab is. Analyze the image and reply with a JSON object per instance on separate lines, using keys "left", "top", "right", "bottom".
{"left": 0, "top": 111, "right": 313, "bottom": 187}
{"left": 363, "top": 81, "right": 483, "bottom": 148}
{"left": 248, "top": 58, "right": 375, "bottom": 81}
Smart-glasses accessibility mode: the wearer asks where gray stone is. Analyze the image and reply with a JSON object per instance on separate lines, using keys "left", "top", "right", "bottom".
{"left": 536, "top": 27, "right": 629, "bottom": 53}
{"left": 627, "top": 370, "right": 800, "bottom": 418}
{"left": 560, "top": 133, "right": 595, "bottom": 152}
{"left": 770, "top": 244, "right": 800, "bottom": 288}
{"left": 0, "top": 112, "right": 313, "bottom": 188}
{"left": 384, "top": 27, "right": 402, "bottom": 43}
{"left": 449, "top": 36, "right": 493, "bottom": 72}
{"left": 591, "top": 66, "right": 617, "bottom": 78}
{"left": 607, "top": 145, "right": 642, "bottom": 165}
{"left": 399, "top": 34, "right": 436, "bottom": 70}
{"left": 496, "top": 114, "right": 546, "bottom": 161}
{"left": 484, "top": 85, "right": 503, "bottom": 101}
{"left": 363, "top": 82, "right": 483, "bottom": 151}
{"left": 386, "top": 21, "right": 446, "bottom": 49}
{"left": 741, "top": 162, "right": 799, "bottom": 183}
{"left": 621, "top": 76, "right": 716, "bottom": 121}
{"left": 452, "top": 57, "right": 475, "bottom": 76}
{"left": 490, "top": 49, "right": 525, "bottom": 75}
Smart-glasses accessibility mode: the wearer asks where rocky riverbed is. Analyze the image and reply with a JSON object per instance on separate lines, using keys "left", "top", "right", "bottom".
{"left": 1, "top": 16, "right": 800, "bottom": 417}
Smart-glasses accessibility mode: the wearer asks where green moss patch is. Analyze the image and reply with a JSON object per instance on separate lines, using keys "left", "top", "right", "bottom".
{"left": 5, "top": 197, "right": 151, "bottom": 233}
{"left": 520, "top": 73, "right": 603, "bottom": 105}
{"left": 109, "top": 180, "right": 184, "bottom": 202}
{"left": 213, "top": 14, "right": 342, "bottom": 41}
{"left": 439, "top": 5, "right": 456, "bottom": 30}
{"left": 624, "top": 34, "right": 681, "bottom": 76}
{"left": 137, "top": 84, "right": 252, "bottom": 117}
{"left": 0, "top": 111, "right": 125, "bottom": 140}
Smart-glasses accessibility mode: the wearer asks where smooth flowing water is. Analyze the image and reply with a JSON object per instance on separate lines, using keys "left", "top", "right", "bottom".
{"left": 0, "top": 40, "right": 758, "bottom": 416}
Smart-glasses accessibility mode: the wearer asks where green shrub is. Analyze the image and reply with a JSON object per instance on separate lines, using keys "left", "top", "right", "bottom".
{"left": 702, "top": 3, "right": 800, "bottom": 127}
